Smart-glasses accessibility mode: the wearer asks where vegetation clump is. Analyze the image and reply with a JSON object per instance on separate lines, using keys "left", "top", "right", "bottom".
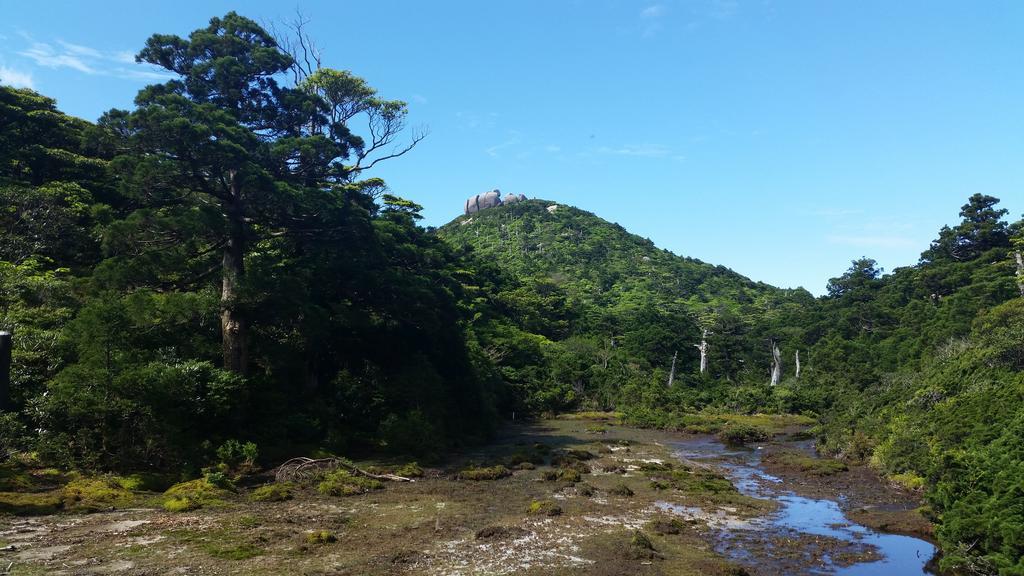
{"left": 543, "top": 468, "right": 581, "bottom": 483}
{"left": 162, "top": 478, "right": 233, "bottom": 511}
{"left": 305, "top": 530, "right": 337, "bottom": 545}
{"left": 527, "top": 499, "right": 562, "bottom": 516}
{"left": 626, "top": 530, "right": 662, "bottom": 560}
{"left": 250, "top": 482, "right": 295, "bottom": 502}
{"left": 60, "top": 477, "right": 134, "bottom": 512}
{"left": 609, "top": 482, "right": 635, "bottom": 497}
{"left": 457, "top": 465, "right": 511, "bottom": 481}
{"left": 317, "top": 470, "right": 384, "bottom": 496}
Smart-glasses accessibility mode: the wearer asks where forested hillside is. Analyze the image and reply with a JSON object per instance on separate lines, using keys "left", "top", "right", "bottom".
{"left": 1, "top": 10, "right": 1023, "bottom": 575}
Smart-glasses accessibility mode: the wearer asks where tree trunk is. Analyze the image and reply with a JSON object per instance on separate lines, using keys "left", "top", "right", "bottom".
{"left": 221, "top": 170, "right": 248, "bottom": 375}
{"left": 667, "top": 351, "right": 677, "bottom": 387}
{"left": 794, "top": 349, "right": 801, "bottom": 380}
{"left": 1015, "top": 250, "right": 1024, "bottom": 297}
{"left": 693, "top": 328, "right": 710, "bottom": 375}
{"left": 770, "top": 339, "right": 782, "bottom": 386}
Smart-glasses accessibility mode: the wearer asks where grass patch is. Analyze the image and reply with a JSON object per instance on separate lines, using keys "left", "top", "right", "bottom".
{"left": 317, "top": 470, "right": 384, "bottom": 496}
{"left": 769, "top": 452, "right": 848, "bottom": 476}
{"left": 205, "top": 542, "right": 263, "bottom": 560}
{"left": 457, "top": 465, "right": 511, "bottom": 481}
{"left": 645, "top": 464, "right": 737, "bottom": 494}
{"left": 0, "top": 490, "right": 62, "bottom": 515}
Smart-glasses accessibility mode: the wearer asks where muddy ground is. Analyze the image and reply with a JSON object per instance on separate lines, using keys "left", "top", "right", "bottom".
{"left": 0, "top": 418, "right": 930, "bottom": 575}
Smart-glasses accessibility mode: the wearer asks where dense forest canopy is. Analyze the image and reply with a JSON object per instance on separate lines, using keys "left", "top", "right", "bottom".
{"left": 1, "top": 12, "right": 1023, "bottom": 575}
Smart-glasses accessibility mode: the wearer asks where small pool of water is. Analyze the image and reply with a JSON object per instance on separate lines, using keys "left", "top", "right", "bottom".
{"left": 668, "top": 436, "right": 936, "bottom": 575}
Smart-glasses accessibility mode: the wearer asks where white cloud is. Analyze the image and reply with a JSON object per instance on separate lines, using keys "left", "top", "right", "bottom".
{"left": 641, "top": 4, "right": 666, "bottom": 18}
{"left": 20, "top": 42, "right": 96, "bottom": 73}
{"left": 0, "top": 65, "right": 34, "bottom": 88}
{"left": 15, "top": 36, "right": 172, "bottom": 81}
{"left": 544, "top": 144, "right": 561, "bottom": 153}
{"left": 57, "top": 40, "right": 103, "bottom": 59}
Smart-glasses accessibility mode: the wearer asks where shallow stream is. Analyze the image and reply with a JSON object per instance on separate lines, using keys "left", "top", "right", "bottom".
{"left": 665, "top": 436, "right": 936, "bottom": 575}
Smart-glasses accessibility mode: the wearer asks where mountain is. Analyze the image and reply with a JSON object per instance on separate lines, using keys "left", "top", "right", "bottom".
{"left": 439, "top": 199, "right": 814, "bottom": 413}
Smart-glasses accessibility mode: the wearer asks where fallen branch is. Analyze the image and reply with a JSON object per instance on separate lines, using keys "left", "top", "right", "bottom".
{"left": 274, "top": 457, "right": 413, "bottom": 483}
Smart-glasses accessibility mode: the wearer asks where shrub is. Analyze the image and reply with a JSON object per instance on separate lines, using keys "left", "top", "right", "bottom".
{"left": 317, "top": 470, "right": 383, "bottom": 496}
{"left": 717, "top": 423, "right": 769, "bottom": 446}
{"left": 216, "top": 439, "right": 258, "bottom": 470}
{"left": 457, "top": 465, "right": 511, "bottom": 481}
{"left": 250, "top": 482, "right": 295, "bottom": 502}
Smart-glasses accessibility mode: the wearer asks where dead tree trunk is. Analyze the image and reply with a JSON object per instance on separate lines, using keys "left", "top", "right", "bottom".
{"left": 693, "top": 328, "right": 710, "bottom": 375}
{"left": 1015, "top": 250, "right": 1024, "bottom": 297}
{"left": 794, "top": 349, "right": 802, "bottom": 380}
{"left": 221, "top": 170, "right": 248, "bottom": 375}
{"left": 770, "top": 339, "right": 782, "bottom": 387}
{"left": 667, "top": 351, "right": 678, "bottom": 387}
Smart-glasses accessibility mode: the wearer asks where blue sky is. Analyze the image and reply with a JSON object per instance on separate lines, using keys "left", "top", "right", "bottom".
{"left": 2, "top": 1, "right": 1022, "bottom": 294}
